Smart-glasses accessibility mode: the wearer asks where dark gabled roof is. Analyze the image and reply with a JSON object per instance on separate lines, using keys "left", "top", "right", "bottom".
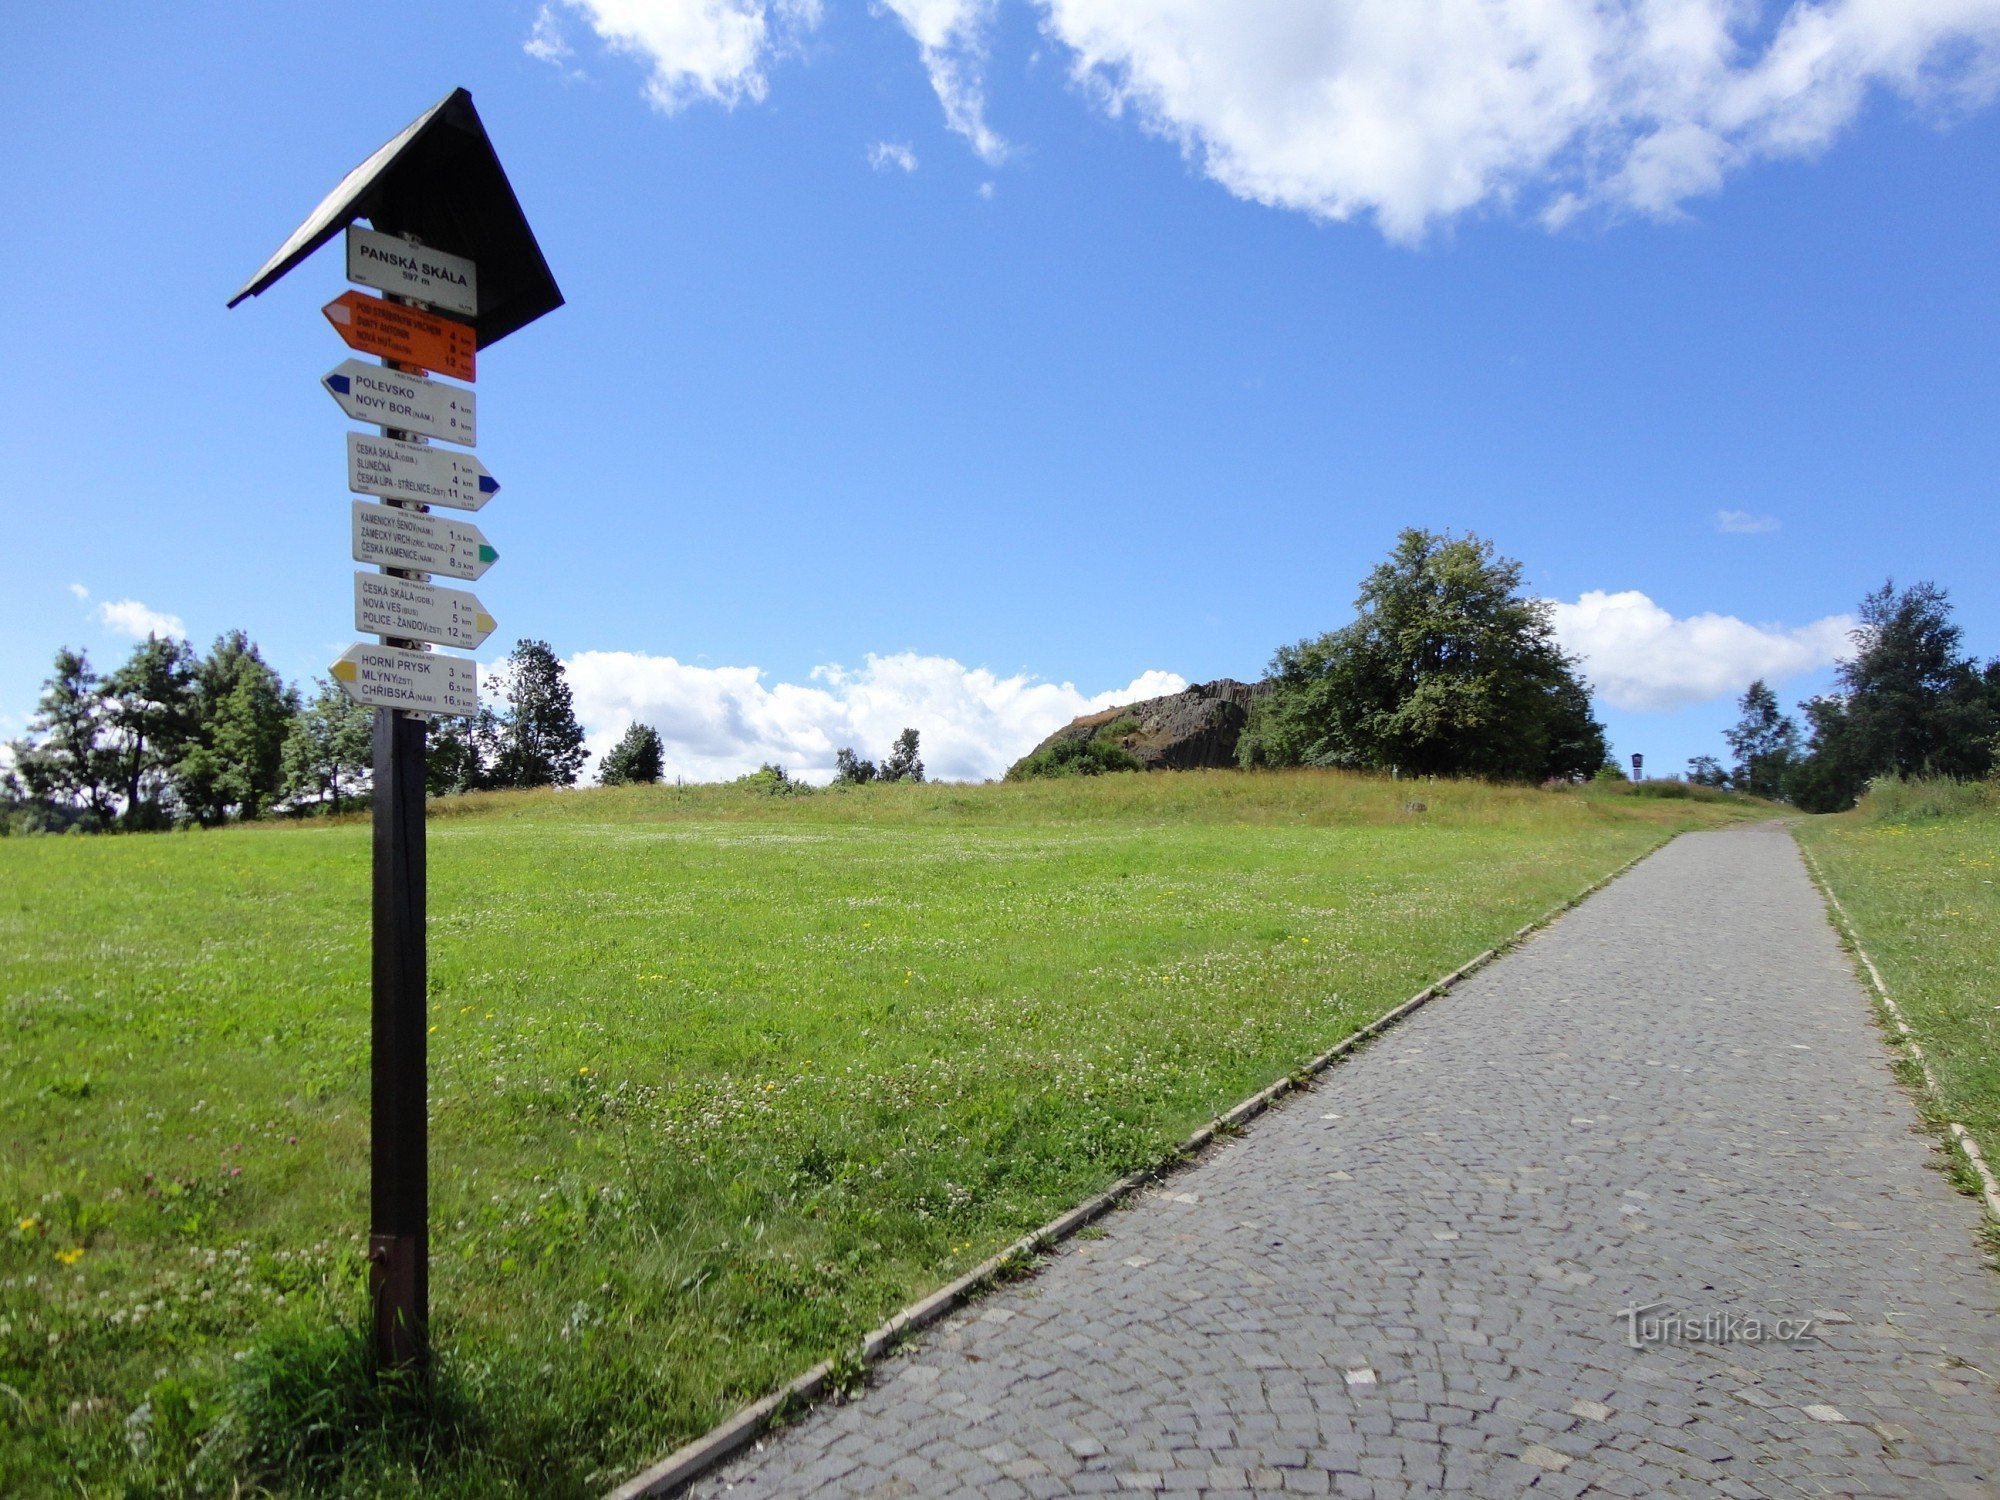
{"left": 228, "top": 88, "right": 562, "bottom": 349}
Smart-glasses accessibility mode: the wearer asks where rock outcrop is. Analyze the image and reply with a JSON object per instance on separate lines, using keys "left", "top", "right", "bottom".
{"left": 1016, "top": 679, "right": 1268, "bottom": 773}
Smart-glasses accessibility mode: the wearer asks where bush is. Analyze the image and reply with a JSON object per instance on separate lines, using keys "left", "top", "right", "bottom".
{"left": 1592, "top": 777, "right": 1737, "bottom": 804}
{"left": 1852, "top": 775, "right": 1997, "bottom": 824}
{"left": 1006, "top": 736, "right": 1142, "bottom": 781}
{"left": 732, "top": 763, "right": 801, "bottom": 796}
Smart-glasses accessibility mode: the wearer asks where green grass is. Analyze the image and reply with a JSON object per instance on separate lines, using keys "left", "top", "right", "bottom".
{"left": 1794, "top": 779, "right": 2000, "bottom": 1190}
{"left": 0, "top": 771, "right": 1764, "bottom": 1496}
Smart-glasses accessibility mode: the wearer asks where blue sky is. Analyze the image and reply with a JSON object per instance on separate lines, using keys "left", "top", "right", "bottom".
{"left": 4, "top": 2, "right": 1997, "bottom": 782}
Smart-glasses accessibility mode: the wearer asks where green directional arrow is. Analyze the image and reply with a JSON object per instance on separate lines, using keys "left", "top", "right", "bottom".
{"left": 478, "top": 544, "right": 499, "bottom": 564}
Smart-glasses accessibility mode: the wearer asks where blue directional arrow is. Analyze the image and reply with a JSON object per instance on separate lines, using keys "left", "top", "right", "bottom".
{"left": 326, "top": 373, "right": 352, "bottom": 396}
{"left": 477, "top": 474, "right": 499, "bottom": 495}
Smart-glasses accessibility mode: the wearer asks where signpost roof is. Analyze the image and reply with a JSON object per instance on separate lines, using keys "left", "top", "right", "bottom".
{"left": 227, "top": 87, "right": 562, "bottom": 348}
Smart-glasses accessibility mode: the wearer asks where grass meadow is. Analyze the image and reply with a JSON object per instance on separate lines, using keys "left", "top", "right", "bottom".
{"left": 1, "top": 771, "right": 1764, "bottom": 1496}
{"left": 1795, "top": 779, "right": 2000, "bottom": 1202}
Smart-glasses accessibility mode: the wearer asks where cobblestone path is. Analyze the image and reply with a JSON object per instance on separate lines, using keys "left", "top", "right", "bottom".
{"left": 696, "top": 823, "right": 2000, "bottom": 1498}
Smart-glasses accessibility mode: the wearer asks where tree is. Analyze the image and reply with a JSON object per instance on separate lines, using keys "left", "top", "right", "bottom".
{"left": 8, "top": 648, "right": 117, "bottom": 828}
{"left": 879, "top": 728, "right": 925, "bottom": 783}
{"left": 1686, "top": 755, "right": 1729, "bottom": 788}
{"left": 281, "top": 679, "right": 375, "bottom": 814}
{"left": 174, "top": 632, "right": 297, "bottom": 824}
{"left": 1239, "top": 529, "right": 1608, "bottom": 782}
{"left": 103, "top": 635, "right": 199, "bottom": 827}
{"left": 427, "top": 706, "right": 498, "bottom": 797}
{"left": 599, "top": 722, "right": 665, "bottom": 785}
{"left": 831, "top": 747, "right": 878, "bottom": 786}
{"left": 1722, "top": 680, "right": 1799, "bottom": 801}
{"left": 489, "top": 640, "right": 587, "bottom": 789}
{"left": 1790, "top": 581, "right": 1996, "bottom": 812}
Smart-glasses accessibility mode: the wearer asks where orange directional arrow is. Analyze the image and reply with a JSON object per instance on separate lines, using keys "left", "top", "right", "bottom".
{"left": 322, "top": 291, "right": 476, "bottom": 382}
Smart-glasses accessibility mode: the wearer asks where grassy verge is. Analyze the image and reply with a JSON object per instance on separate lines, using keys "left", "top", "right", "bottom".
{"left": 1793, "top": 779, "right": 2000, "bottom": 1202}
{"left": 1, "top": 771, "right": 1763, "bottom": 1496}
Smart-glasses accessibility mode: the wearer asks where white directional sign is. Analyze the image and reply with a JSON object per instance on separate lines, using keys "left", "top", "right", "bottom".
{"left": 351, "top": 501, "right": 497, "bottom": 581}
{"left": 347, "top": 432, "right": 497, "bottom": 511}
{"left": 330, "top": 643, "right": 477, "bottom": 716}
{"left": 324, "top": 360, "right": 476, "bottom": 446}
{"left": 345, "top": 226, "right": 478, "bottom": 317}
{"left": 354, "top": 573, "right": 496, "bottom": 651}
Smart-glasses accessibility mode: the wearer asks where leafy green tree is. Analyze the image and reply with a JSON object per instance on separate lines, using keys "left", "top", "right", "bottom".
{"left": 175, "top": 632, "right": 297, "bottom": 824}
{"left": 1239, "top": 529, "right": 1608, "bottom": 782}
{"left": 7, "top": 647, "right": 117, "bottom": 828}
{"left": 1686, "top": 755, "right": 1729, "bottom": 788}
{"left": 426, "top": 706, "right": 499, "bottom": 797}
{"left": 879, "top": 728, "right": 925, "bottom": 783}
{"left": 1790, "top": 581, "right": 1996, "bottom": 812}
{"left": 281, "top": 679, "right": 375, "bottom": 814}
{"left": 489, "top": 640, "right": 587, "bottom": 789}
{"left": 599, "top": 722, "right": 665, "bottom": 785}
{"left": 831, "top": 747, "right": 877, "bottom": 785}
{"left": 1721, "top": 680, "right": 1799, "bottom": 800}
{"left": 103, "top": 635, "right": 199, "bottom": 827}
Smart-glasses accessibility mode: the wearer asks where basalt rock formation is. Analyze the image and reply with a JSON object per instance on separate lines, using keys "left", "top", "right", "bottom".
{"left": 1013, "top": 678, "right": 1268, "bottom": 774}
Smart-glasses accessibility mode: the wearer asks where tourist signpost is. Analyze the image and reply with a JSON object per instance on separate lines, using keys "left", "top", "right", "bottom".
{"left": 331, "top": 643, "right": 480, "bottom": 715}
{"left": 351, "top": 500, "right": 498, "bottom": 580}
{"left": 324, "top": 359, "right": 477, "bottom": 445}
{"left": 325, "top": 291, "right": 477, "bottom": 381}
{"left": 347, "top": 432, "right": 497, "bottom": 511}
{"left": 229, "top": 87, "right": 562, "bottom": 1373}
{"left": 345, "top": 225, "right": 478, "bottom": 315}
{"left": 354, "top": 574, "right": 497, "bottom": 652}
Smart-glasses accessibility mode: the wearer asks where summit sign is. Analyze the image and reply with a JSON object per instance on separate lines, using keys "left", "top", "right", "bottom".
{"left": 345, "top": 226, "right": 478, "bottom": 317}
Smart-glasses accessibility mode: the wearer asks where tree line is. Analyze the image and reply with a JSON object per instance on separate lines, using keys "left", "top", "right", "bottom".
{"left": 2, "top": 636, "right": 591, "bottom": 834}
{"left": 1690, "top": 581, "right": 1997, "bottom": 811}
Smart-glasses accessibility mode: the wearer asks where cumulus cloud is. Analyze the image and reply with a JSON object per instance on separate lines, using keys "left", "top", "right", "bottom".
{"left": 868, "top": 139, "right": 920, "bottom": 171}
{"left": 89, "top": 597, "right": 187, "bottom": 642}
{"left": 1715, "top": 508, "right": 1781, "bottom": 534}
{"left": 561, "top": 648, "right": 1183, "bottom": 782}
{"left": 67, "top": 582, "right": 89, "bottom": 602}
{"left": 1548, "top": 589, "right": 1852, "bottom": 712}
{"left": 546, "top": 1, "right": 2000, "bottom": 237}
{"left": 1038, "top": 0, "right": 2000, "bottom": 237}
{"left": 550, "top": 0, "right": 823, "bottom": 111}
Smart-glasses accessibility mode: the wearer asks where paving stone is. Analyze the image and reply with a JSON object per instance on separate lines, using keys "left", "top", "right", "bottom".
{"left": 691, "top": 826, "right": 2000, "bottom": 1499}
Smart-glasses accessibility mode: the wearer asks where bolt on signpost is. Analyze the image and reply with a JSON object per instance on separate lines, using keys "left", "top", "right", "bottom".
{"left": 229, "top": 88, "right": 562, "bottom": 1372}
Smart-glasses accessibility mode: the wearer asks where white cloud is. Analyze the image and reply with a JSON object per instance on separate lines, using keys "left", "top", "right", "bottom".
{"left": 1034, "top": 0, "right": 2000, "bottom": 238}
{"left": 868, "top": 139, "right": 921, "bottom": 171}
{"left": 879, "top": 0, "right": 1010, "bottom": 162}
{"left": 1548, "top": 589, "right": 1852, "bottom": 712}
{"left": 95, "top": 598, "right": 187, "bottom": 642}
{"left": 67, "top": 583, "right": 89, "bottom": 602}
{"left": 552, "top": 0, "right": 823, "bottom": 112}
{"left": 1715, "top": 508, "right": 1782, "bottom": 534}
{"left": 542, "top": 2, "right": 2000, "bottom": 235}
{"left": 526, "top": 3, "right": 587, "bottom": 77}
{"left": 562, "top": 648, "right": 1183, "bottom": 782}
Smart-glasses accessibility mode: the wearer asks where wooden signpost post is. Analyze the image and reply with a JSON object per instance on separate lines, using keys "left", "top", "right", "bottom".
{"left": 229, "top": 87, "right": 562, "bottom": 1375}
